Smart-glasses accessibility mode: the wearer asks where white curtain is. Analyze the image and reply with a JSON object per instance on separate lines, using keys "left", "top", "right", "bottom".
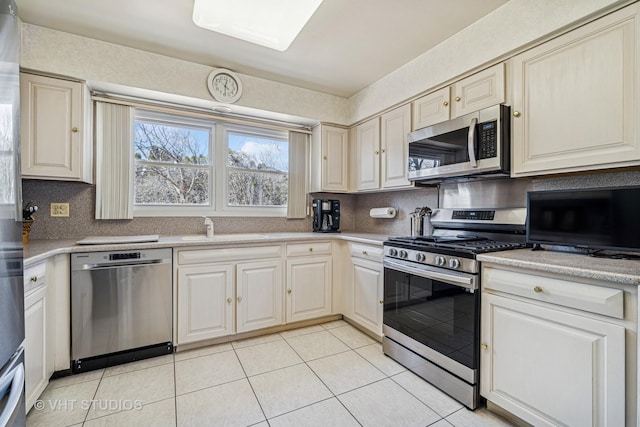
{"left": 95, "top": 102, "right": 134, "bottom": 219}
{"left": 287, "top": 130, "right": 309, "bottom": 219}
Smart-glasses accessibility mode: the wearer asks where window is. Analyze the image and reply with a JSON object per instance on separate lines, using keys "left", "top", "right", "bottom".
{"left": 134, "top": 112, "right": 214, "bottom": 209}
{"left": 132, "top": 110, "right": 289, "bottom": 216}
{"left": 226, "top": 127, "right": 288, "bottom": 208}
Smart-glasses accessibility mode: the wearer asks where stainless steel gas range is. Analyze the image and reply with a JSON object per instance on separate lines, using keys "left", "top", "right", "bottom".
{"left": 382, "top": 207, "right": 528, "bottom": 409}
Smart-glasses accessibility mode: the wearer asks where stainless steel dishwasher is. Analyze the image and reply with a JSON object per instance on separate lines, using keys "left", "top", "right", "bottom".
{"left": 71, "top": 248, "right": 173, "bottom": 373}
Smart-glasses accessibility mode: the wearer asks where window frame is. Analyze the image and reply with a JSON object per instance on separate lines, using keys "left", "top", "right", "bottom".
{"left": 132, "top": 109, "right": 289, "bottom": 218}
{"left": 219, "top": 123, "right": 288, "bottom": 217}
{"left": 132, "top": 110, "right": 216, "bottom": 217}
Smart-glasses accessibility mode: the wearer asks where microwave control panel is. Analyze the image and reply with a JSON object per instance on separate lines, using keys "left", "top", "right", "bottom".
{"left": 478, "top": 121, "right": 497, "bottom": 159}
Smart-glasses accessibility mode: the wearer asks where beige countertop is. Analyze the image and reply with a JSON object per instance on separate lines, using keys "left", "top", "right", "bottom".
{"left": 23, "top": 232, "right": 389, "bottom": 267}
{"left": 478, "top": 248, "right": 640, "bottom": 286}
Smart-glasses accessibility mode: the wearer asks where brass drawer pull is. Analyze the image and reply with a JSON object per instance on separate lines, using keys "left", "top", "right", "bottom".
{"left": 533, "top": 286, "right": 543, "bottom": 293}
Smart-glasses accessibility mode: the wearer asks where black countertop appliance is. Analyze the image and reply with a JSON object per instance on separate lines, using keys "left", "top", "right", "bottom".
{"left": 312, "top": 199, "right": 340, "bottom": 233}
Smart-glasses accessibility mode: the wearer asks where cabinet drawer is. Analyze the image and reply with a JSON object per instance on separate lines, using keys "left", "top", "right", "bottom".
{"left": 349, "top": 243, "right": 383, "bottom": 262}
{"left": 286, "top": 242, "right": 332, "bottom": 257}
{"left": 483, "top": 267, "right": 623, "bottom": 319}
{"left": 178, "top": 245, "right": 282, "bottom": 265}
{"left": 24, "top": 262, "right": 46, "bottom": 295}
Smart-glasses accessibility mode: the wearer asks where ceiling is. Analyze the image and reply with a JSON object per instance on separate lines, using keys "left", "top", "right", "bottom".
{"left": 16, "top": 0, "right": 508, "bottom": 98}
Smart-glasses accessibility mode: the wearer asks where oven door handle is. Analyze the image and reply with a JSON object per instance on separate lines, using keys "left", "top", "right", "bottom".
{"left": 383, "top": 259, "right": 477, "bottom": 290}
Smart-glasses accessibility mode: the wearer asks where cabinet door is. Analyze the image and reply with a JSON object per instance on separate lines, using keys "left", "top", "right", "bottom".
{"left": 451, "top": 63, "right": 505, "bottom": 118}
{"left": 351, "top": 257, "right": 383, "bottom": 336}
{"left": 412, "top": 86, "right": 450, "bottom": 130}
{"left": 177, "top": 264, "right": 234, "bottom": 344}
{"left": 511, "top": 4, "right": 640, "bottom": 177}
{"left": 237, "top": 260, "right": 283, "bottom": 333}
{"left": 20, "top": 73, "right": 87, "bottom": 181}
{"left": 380, "top": 104, "right": 412, "bottom": 189}
{"left": 481, "top": 293, "right": 625, "bottom": 427}
{"left": 24, "top": 285, "right": 48, "bottom": 411}
{"left": 321, "top": 126, "right": 349, "bottom": 192}
{"left": 286, "top": 256, "right": 332, "bottom": 323}
{"left": 355, "top": 117, "right": 380, "bottom": 191}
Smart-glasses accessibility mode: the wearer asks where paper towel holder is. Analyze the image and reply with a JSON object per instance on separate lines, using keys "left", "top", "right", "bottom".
{"left": 369, "top": 207, "right": 397, "bottom": 219}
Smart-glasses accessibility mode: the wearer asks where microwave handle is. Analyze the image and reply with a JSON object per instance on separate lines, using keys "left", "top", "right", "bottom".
{"left": 468, "top": 117, "right": 478, "bottom": 168}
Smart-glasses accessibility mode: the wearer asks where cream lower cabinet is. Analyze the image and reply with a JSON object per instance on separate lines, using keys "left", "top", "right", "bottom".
{"left": 511, "top": 3, "right": 640, "bottom": 177}
{"left": 285, "top": 242, "right": 332, "bottom": 323}
{"left": 481, "top": 265, "right": 627, "bottom": 426}
{"left": 177, "top": 264, "right": 234, "bottom": 343}
{"left": 24, "top": 262, "right": 54, "bottom": 412}
{"left": 236, "top": 260, "right": 283, "bottom": 333}
{"left": 344, "top": 243, "right": 384, "bottom": 336}
{"left": 176, "top": 245, "right": 283, "bottom": 345}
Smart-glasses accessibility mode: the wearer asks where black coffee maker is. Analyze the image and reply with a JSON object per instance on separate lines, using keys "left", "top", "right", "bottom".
{"left": 312, "top": 199, "right": 340, "bottom": 233}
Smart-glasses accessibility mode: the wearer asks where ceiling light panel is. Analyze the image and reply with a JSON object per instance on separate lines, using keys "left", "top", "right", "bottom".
{"left": 192, "top": 0, "right": 323, "bottom": 51}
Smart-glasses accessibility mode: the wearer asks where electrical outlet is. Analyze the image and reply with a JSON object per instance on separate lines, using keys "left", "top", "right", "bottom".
{"left": 50, "top": 203, "right": 70, "bottom": 217}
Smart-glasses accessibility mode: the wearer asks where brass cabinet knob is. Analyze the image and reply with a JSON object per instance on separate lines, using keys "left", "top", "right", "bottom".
{"left": 237, "top": 296, "right": 242, "bottom": 302}
{"left": 287, "top": 289, "right": 292, "bottom": 294}
{"left": 72, "top": 127, "right": 78, "bottom": 132}
{"left": 375, "top": 151, "right": 379, "bottom": 155}
{"left": 226, "top": 297, "right": 232, "bottom": 303}
{"left": 533, "top": 286, "right": 543, "bottom": 293}
{"left": 443, "top": 101, "right": 449, "bottom": 106}
{"left": 381, "top": 149, "right": 385, "bottom": 153}
{"left": 30, "top": 276, "right": 38, "bottom": 282}
{"left": 481, "top": 343, "right": 488, "bottom": 350}
{"left": 455, "top": 96, "right": 461, "bottom": 102}
{"left": 362, "top": 250, "right": 368, "bottom": 255}
{"left": 309, "top": 247, "right": 313, "bottom": 252}
{"left": 513, "top": 111, "right": 521, "bottom": 117}
{"left": 379, "top": 300, "right": 384, "bottom": 304}
{"left": 323, "top": 155, "right": 327, "bottom": 160}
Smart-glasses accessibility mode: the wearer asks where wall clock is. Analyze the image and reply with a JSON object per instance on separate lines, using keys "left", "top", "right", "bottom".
{"left": 207, "top": 68, "right": 242, "bottom": 103}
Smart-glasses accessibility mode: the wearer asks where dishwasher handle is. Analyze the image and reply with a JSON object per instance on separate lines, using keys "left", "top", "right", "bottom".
{"left": 75, "top": 258, "right": 171, "bottom": 271}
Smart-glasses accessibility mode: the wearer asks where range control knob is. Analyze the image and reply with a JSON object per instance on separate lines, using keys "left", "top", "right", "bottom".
{"left": 389, "top": 248, "right": 398, "bottom": 257}
{"left": 449, "top": 258, "right": 461, "bottom": 269}
{"left": 435, "top": 256, "right": 446, "bottom": 266}
{"left": 399, "top": 250, "right": 408, "bottom": 259}
{"left": 416, "top": 253, "right": 426, "bottom": 262}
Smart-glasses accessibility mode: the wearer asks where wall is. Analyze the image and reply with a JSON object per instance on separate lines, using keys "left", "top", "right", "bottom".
{"left": 348, "top": 0, "right": 628, "bottom": 123}
{"left": 20, "top": 24, "right": 349, "bottom": 125}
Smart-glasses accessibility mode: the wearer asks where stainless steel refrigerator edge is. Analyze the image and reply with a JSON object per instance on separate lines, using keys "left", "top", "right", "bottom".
{"left": 0, "top": 0, "right": 26, "bottom": 425}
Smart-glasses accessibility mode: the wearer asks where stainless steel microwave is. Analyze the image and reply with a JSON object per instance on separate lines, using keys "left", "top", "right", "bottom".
{"left": 407, "top": 104, "right": 510, "bottom": 182}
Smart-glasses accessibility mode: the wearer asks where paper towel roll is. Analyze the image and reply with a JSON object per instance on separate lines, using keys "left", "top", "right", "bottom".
{"left": 369, "top": 207, "right": 397, "bottom": 219}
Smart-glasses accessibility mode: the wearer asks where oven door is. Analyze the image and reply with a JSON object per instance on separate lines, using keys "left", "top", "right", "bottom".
{"left": 382, "top": 258, "right": 479, "bottom": 383}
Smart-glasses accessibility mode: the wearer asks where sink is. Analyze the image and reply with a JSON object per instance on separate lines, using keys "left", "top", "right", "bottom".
{"left": 181, "top": 234, "right": 268, "bottom": 241}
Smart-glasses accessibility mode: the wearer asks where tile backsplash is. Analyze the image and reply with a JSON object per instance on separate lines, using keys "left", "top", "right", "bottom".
{"left": 22, "top": 170, "right": 640, "bottom": 240}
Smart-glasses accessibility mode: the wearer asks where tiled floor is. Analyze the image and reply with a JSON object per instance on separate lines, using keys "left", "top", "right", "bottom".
{"left": 27, "top": 321, "right": 516, "bottom": 427}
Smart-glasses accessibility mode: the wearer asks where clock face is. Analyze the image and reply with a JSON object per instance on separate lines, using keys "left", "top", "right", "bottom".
{"left": 207, "top": 69, "right": 242, "bottom": 103}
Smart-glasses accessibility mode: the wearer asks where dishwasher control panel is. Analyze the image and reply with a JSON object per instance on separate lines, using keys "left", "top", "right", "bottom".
{"left": 110, "top": 252, "right": 141, "bottom": 261}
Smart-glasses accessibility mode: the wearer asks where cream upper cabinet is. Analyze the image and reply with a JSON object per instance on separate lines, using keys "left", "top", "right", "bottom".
{"left": 354, "top": 104, "right": 412, "bottom": 192}
{"left": 511, "top": 3, "right": 640, "bottom": 177}
{"left": 412, "top": 63, "right": 505, "bottom": 130}
{"left": 20, "top": 73, "right": 93, "bottom": 183}
{"left": 481, "top": 265, "right": 627, "bottom": 426}
{"left": 380, "top": 104, "right": 412, "bottom": 188}
{"left": 311, "top": 124, "right": 349, "bottom": 193}
{"left": 355, "top": 117, "right": 380, "bottom": 191}
{"left": 412, "top": 87, "right": 450, "bottom": 131}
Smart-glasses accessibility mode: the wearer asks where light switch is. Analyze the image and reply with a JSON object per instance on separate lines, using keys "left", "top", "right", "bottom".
{"left": 50, "top": 203, "right": 70, "bottom": 217}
